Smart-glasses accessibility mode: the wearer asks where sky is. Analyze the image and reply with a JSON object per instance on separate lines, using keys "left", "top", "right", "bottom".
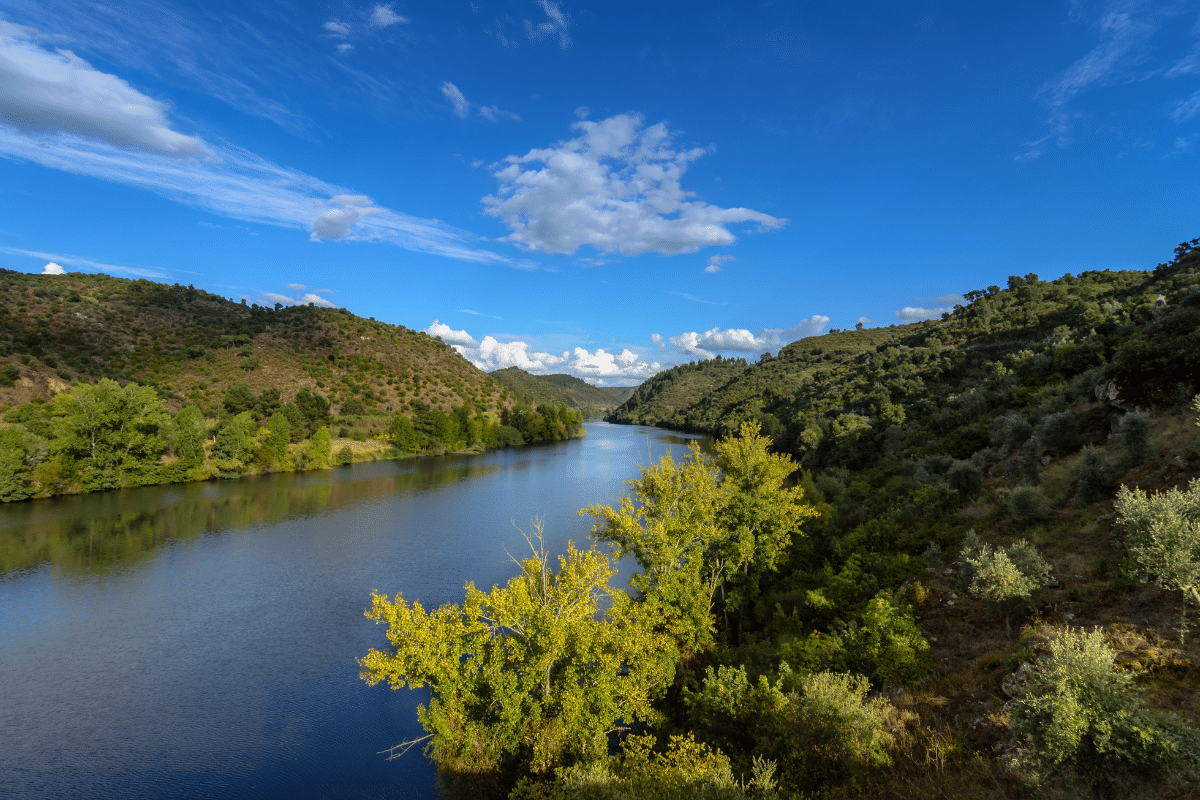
{"left": 0, "top": 1, "right": 1197, "bottom": 385}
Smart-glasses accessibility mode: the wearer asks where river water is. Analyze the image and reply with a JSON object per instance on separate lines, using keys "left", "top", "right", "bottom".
{"left": 0, "top": 422, "right": 707, "bottom": 800}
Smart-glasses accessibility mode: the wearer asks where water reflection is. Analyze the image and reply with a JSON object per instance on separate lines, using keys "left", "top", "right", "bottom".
{"left": 0, "top": 458, "right": 506, "bottom": 576}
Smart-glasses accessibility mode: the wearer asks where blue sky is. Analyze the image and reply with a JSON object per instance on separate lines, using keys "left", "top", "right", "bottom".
{"left": 0, "top": 1, "right": 1197, "bottom": 385}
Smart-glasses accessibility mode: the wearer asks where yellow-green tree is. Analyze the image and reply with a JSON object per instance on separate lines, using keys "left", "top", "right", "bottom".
{"left": 359, "top": 524, "right": 673, "bottom": 779}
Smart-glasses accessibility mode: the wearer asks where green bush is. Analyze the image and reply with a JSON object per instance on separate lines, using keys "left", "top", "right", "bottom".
{"left": 336, "top": 445, "right": 354, "bottom": 466}
{"left": 1118, "top": 411, "right": 1151, "bottom": 465}
{"left": 1011, "top": 628, "right": 1200, "bottom": 792}
{"left": 1038, "top": 411, "right": 1079, "bottom": 456}
{"left": 964, "top": 539, "right": 1050, "bottom": 635}
{"left": 1009, "top": 486, "right": 1050, "bottom": 527}
{"left": 947, "top": 460, "right": 983, "bottom": 501}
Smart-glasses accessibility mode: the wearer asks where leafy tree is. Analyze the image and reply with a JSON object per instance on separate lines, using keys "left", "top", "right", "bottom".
{"left": 211, "top": 411, "right": 257, "bottom": 467}
{"left": 170, "top": 405, "right": 207, "bottom": 468}
{"left": 293, "top": 388, "right": 330, "bottom": 437}
{"left": 388, "top": 413, "right": 419, "bottom": 453}
{"left": 222, "top": 384, "right": 258, "bottom": 417}
{"left": 1009, "top": 485, "right": 1050, "bottom": 527}
{"left": 0, "top": 428, "right": 42, "bottom": 502}
{"left": 1011, "top": 628, "right": 1200, "bottom": 793}
{"left": 712, "top": 422, "right": 816, "bottom": 635}
{"left": 1116, "top": 479, "right": 1200, "bottom": 641}
{"left": 264, "top": 413, "right": 291, "bottom": 465}
{"left": 947, "top": 460, "right": 983, "bottom": 501}
{"left": 49, "top": 378, "right": 170, "bottom": 488}
{"left": 359, "top": 526, "right": 673, "bottom": 779}
{"left": 1072, "top": 445, "right": 1109, "bottom": 507}
{"left": 964, "top": 539, "right": 1050, "bottom": 635}
{"left": 306, "top": 425, "right": 331, "bottom": 469}
{"left": 1118, "top": 411, "right": 1152, "bottom": 465}
{"left": 1038, "top": 410, "right": 1079, "bottom": 457}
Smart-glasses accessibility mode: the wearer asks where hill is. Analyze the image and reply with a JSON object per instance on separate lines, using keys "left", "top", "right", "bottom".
{"left": 598, "top": 385, "right": 637, "bottom": 404}
{"left": 489, "top": 367, "right": 624, "bottom": 413}
{"left": 0, "top": 270, "right": 514, "bottom": 416}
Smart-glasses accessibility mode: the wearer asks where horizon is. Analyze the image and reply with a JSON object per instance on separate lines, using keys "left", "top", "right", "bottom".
{"left": 1, "top": 1, "right": 1197, "bottom": 386}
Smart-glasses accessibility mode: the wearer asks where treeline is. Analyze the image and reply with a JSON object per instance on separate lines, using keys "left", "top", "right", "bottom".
{"left": 0, "top": 377, "right": 583, "bottom": 502}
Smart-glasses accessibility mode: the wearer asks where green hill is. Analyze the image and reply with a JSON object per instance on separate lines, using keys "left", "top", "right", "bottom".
{"left": 489, "top": 368, "right": 625, "bottom": 413}
{"left": 0, "top": 269, "right": 515, "bottom": 417}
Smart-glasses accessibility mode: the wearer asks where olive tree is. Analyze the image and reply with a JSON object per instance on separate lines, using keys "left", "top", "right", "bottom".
{"left": 1116, "top": 479, "right": 1200, "bottom": 642}
{"left": 964, "top": 539, "right": 1050, "bottom": 636}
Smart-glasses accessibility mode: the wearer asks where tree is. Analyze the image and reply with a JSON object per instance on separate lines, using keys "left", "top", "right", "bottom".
{"left": 711, "top": 421, "right": 815, "bottom": 636}
{"left": 359, "top": 525, "right": 673, "bottom": 780}
{"left": 170, "top": 405, "right": 207, "bottom": 469}
{"left": 388, "top": 413, "right": 419, "bottom": 453}
{"left": 211, "top": 411, "right": 257, "bottom": 468}
{"left": 293, "top": 388, "right": 330, "bottom": 437}
{"left": 964, "top": 539, "right": 1050, "bottom": 636}
{"left": 265, "top": 413, "right": 291, "bottom": 465}
{"left": 50, "top": 378, "right": 170, "bottom": 488}
{"left": 306, "top": 425, "right": 331, "bottom": 469}
{"left": 1116, "top": 480, "right": 1200, "bottom": 641}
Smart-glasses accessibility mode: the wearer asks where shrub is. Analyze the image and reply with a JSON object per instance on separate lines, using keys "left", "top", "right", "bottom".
{"left": 1118, "top": 411, "right": 1151, "bottom": 465}
{"left": 1018, "top": 437, "right": 1042, "bottom": 485}
{"left": 947, "top": 460, "right": 983, "bottom": 500}
{"left": 336, "top": 445, "right": 354, "bottom": 466}
{"left": 1072, "top": 445, "right": 1110, "bottom": 507}
{"left": 1009, "top": 486, "right": 1050, "bottom": 527}
{"left": 0, "top": 363, "right": 18, "bottom": 387}
{"left": 991, "top": 413, "right": 1033, "bottom": 449}
{"left": 1038, "top": 411, "right": 1079, "bottom": 456}
{"left": 1010, "top": 628, "right": 1200, "bottom": 792}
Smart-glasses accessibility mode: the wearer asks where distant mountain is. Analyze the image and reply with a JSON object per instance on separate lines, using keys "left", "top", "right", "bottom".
{"left": 598, "top": 385, "right": 637, "bottom": 405}
{"left": 489, "top": 368, "right": 626, "bottom": 413}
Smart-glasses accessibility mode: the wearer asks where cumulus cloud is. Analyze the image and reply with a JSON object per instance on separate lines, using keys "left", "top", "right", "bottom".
{"left": 895, "top": 293, "right": 963, "bottom": 322}
{"left": 370, "top": 5, "right": 406, "bottom": 27}
{"left": 0, "top": 20, "right": 208, "bottom": 157}
{"left": 441, "top": 81, "right": 470, "bottom": 118}
{"left": 309, "top": 194, "right": 382, "bottom": 241}
{"left": 425, "top": 320, "right": 479, "bottom": 348}
{"left": 263, "top": 291, "right": 335, "bottom": 308}
{"left": 705, "top": 254, "right": 735, "bottom": 273}
{"left": 484, "top": 114, "right": 785, "bottom": 256}
{"left": 443, "top": 327, "right": 662, "bottom": 380}
{"left": 525, "top": 0, "right": 572, "bottom": 49}
{"left": 896, "top": 306, "right": 953, "bottom": 322}
{"left": 669, "top": 317, "right": 830, "bottom": 358}
{"left": 41, "top": 261, "right": 65, "bottom": 275}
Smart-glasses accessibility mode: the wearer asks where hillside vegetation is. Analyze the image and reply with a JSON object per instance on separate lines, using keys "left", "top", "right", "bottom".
{"left": 363, "top": 238, "right": 1200, "bottom": 800}
{"left": 489, "top": 367, "right": 635, "bottom": 414}
{"left": 0, "top": 270, "right": 582, "bottom": 501}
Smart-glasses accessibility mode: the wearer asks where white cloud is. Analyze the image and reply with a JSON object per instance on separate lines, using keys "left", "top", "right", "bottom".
{"left": 441, "top": 81, "right": 470, "bottom": 118}
{"left": 669, "top": 317, "right": 830, "bottom": 358}
{"left": 932, "top": 293, "right": 965, "bottom": 305}
{"left": 0, "top": 20, "right": 208, "bottom": 157}
{"left": 525, "top": 0, "right": 572, "bottom": 49}
{"left": 309, "top": 194, "right": 383, "bottom": 241}
{"left": 41, "top": 261, "right": 65, "bottom": 274}
{"left": 484, "top": 114, "right": 785, "bottom": 256}
{"left": 263, "top": 291, "right": 335, "bottom": 308}
{"left": 369, "top": 5, "right": 407, "bottom": 27}
{"left": 336, "top": 43, "right": 355, "bottom": 55}
{"left": 425, "top": 320, "right": 479, "bottom": 348}
{"left": 650, "top": 333, "right": 662, "bottom": 344}
{"left": 459, "top": 336, "right": 568, "bottom": 372}
{"left": 705, "top": 254, "right": 735, "bottom": 273}
{"left": 895, "top": 306, "right": 953, "bottom": 322}
{"left": 448, "top": 331, "right": 661, "bottom": 380}
{"left": 855, "top": 316, "right": 873, "bottom": 325}
{"left": 574, "top": 105, "right": 590, "bottom": 119}
{"left": 287, "top": 283, "right": 307, "bottom": 291}
{"left": 324, "top": 20, "right": 352, "bottom": 37}
{"left": 478, "top": 105, "right": 520, "bottom": 122}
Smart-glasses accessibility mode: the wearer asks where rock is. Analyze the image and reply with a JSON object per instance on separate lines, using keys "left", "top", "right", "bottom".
{"left": 1096, "top": 379, "right": 1129, "bottom": 410}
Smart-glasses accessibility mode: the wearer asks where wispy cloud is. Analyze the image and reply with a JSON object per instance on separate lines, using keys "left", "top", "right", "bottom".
{"left": 525, "top": 1, "right": 572, "bottom": 49}
{"left": 369, "top": 5, "right": 406, "bottom": 28}
{"left": 1, "top": 246, "right": 172, "bottom": 279}
{"left": 484, "top": 113, "right": 785, "bottom": 256}
{"left": 667, "top": 291, "right": 724, "bottom": 306}
{"left": 0, "top": 21, "right": 521, "bottom": 266}
{"left": 441, "top": 81, "right": 470, "bottom": 118}
{"left": 478, "top": 104, "right": 520, "bottom": 122}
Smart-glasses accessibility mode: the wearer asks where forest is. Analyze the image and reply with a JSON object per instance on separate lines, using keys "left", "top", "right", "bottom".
{"left": 360, "top": 238, "right": 1200, "bottom": 799}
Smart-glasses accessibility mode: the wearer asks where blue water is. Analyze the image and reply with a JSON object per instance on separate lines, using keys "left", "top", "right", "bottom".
{"left": 0, "top": 423, "right": 706, "bottom": 799}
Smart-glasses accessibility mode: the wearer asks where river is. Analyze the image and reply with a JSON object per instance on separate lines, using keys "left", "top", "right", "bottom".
{"left": 0, "top": 422, "right": 708, "bottom": 799}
